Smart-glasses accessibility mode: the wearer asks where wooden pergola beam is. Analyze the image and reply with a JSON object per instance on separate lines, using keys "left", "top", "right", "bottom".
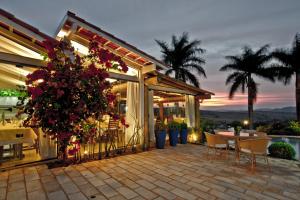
{"left": 0, "top": 52, "right": 46, "bottom": 67}
{"left": 67, "top": 17, "right": 168, "bottom": 70}
{"left": 70, "top": 34, "right": 144, "bottom": 70}
{"left": 0, "top": 26, "right": 45, "bottom": 54}
{"left": 108, "top": 71, "right": 138, "bottom": 82}
{"left": 148, "top": 84, "right": 196, "bottom": 95}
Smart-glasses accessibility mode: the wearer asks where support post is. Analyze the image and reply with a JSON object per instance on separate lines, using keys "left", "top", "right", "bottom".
{"left": 143, "top": 85, "right": 149, "bottom": 150}
{"left": 159, "top": 102, "right": 164, "bottom": 122}
{"left": 138, "top": 70, "right": 145, "bottom": 150}
{"left": 195, "top": 97, "right": 201, "bottom": 143}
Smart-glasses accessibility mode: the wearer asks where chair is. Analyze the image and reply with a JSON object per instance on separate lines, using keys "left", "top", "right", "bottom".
{"left": 205, "top": 132, "right": 229, "bottom": 159}
{"left": 104, "top": 118, "right": 120, "bottom": 156}
{"left": 237, "top": 138, "right": 271, "bottom": 171}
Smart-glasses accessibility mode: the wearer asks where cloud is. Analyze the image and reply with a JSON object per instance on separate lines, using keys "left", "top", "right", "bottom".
{"left": 2, "top": 0, "right": 300, "bottom": 109}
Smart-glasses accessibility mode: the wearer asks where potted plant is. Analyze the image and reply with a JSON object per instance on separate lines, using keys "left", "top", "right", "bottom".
{"left": 155, "top": 123, "right": 167, "bottom": 149}
{"left": 168, "top": 121, "right": 180, "bottom": 146}
{"left": 180, "top": 122, "right": 188, "bottom": 144}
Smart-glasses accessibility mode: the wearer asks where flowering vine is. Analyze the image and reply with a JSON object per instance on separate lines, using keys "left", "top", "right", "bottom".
{"left": 23, "top": 38, "right": 128, "bottom": 160}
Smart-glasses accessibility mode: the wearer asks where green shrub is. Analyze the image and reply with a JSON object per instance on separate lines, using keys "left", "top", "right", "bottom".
{"left": 200, "top": 118, "right": 216, "bottom": 133}
{"left": 180, "top": 122, "right": 188, "bottom": 130}
{"left": 0, "top": 89, "right": 27, "bottom": 97}
{"left": 256, "top": 124, "right": 271, "bottom": 133}
{"left": 287, "top": 121, "right": 300, "bottom": 134}
{"left": 268, "top": 142, "right": 296, "bottom": 160}
{"left": 167, "top": 121, "right": 180, "bottom": 130}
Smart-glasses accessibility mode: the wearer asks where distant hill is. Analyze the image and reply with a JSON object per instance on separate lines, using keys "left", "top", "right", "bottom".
{"left": 201, "top": 107, "right": 296, "bottom": 122}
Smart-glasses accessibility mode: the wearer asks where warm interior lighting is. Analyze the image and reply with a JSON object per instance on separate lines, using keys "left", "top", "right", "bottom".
{"left": 84, "top": 150, "right": 88, "bottom": 155}
{"left": 57, "top": 30, "right": 68, "bottom": 38}
{"left": 0, "top": 35, "right": 43, "bottom": 60}
{"left": 106, "top": 78, "right": 116, "bottom": 83}
{"left": 70, "top": 40, "right": 89, "bottom": 55}
{"left": 36, "top": 79, "right": 44, "bottom": 83}
{"left": 192, "top": 133, "right": 198, "bottom": 142}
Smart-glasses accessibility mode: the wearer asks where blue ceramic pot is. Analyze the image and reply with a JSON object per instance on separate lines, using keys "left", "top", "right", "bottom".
{"left": 155, "top": 130, "right": 166, "bottom": 149}
{"left": 169, "top": 129, "right": 179, "bottom": 146}
{"left": 180, "top": 129, "right": 188, "bottom": 144}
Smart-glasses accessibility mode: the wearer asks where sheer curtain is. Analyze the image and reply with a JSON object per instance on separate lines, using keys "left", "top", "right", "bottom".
{"left": 185, "top": 95, "right": 195, "bottom": 127}
{"left": 148, "top": 90, "right": 155, "bottom": 142}
{"left": 34, "top": 128, "right": 57, "bottom": 159}
{"left": 125, "top": 82, "right": 140, "bottom": 144}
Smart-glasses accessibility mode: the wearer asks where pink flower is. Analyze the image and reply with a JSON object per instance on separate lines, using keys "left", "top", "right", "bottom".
{"left": 48, "top": 119, "right": 55, "bottom": 125}
{"left": 28, "top": 87, "right": 43, "bottom": 100}
{"left": 57, "top": 89, "right": 64, "bottom": 98}
{"left": 107, "top": 93, "right": 116, "bottom": 102}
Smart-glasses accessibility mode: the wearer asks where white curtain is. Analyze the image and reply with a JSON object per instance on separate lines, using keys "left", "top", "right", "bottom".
{"left": 148, "top": 90, "right": 155, "bottom": 142}
{"left": 125, "top": 82, "right": 140, "bottom": 144}
{"left": 185, "top": 95, "right": 195, "bottom": 127}
{"left": 34, "top": 128, "right": 57, "bottom": 159}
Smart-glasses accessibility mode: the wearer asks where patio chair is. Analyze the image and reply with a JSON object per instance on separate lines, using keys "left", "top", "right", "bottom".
{"left": 104, "top": 118, "right": 120, "bottom": 157}
{"left": 204, "top": 132, "right": 229, "bottom": 159}
{"left": 237, "top": 138, "right": 271, "bottom": 171}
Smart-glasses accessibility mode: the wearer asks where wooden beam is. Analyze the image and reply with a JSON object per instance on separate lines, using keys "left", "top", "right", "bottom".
{"left": 68, "top": 18, "right": 168, "bottom": 70}
{"left": 144, "top": 76, "right": 158, "bottom": 85}
{"left": 70, "top": 34, "right": 144, "bottom": 70}
{"left": 142, "top": 64, "right": 156, "bottom": 74}
{"left": 0, "top": 26, "right": 45, "bottom": 54}
{"left": 0, "top": 52, "right": 46, "bottom": 67}
{"left": 0, "top": 15, "right": 45, "bottom": 42}
{"left": 154, "top": 96, "right": 185, "bottom": 103}
{"left": 108, "top": 71, "right": 138, "bottom": 82}
{"left": 148, "top": 84, "right": 196, "bottom": 95}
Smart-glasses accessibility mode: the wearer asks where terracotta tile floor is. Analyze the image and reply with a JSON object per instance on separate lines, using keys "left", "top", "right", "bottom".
{"left": 0, "top": 144, "right": 299, "bottom": 200}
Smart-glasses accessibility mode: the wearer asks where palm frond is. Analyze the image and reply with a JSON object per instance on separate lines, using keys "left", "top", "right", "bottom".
{"left": 220, "top": 64, "right": 243, "bottom": 72}
{"left": 272, "top": 49, "right": 293, "bottom": 67}
{"left": 225, "top": 72, "right": 243, "bottom": 85}
{"left": 229, "top": 74, "right": 246, "bottom": 99}
{"left": 270, "top": 64, "right": 294, "bottom": 85}
{"left": 184, "top": 70, "right": 200, "bottom": 87}
{"left": 165, "top": 69, "right": 174, "bottom": 76}
{"left": 255, "top": 44, "right": 270, "bottom": 57}
{"left": 254, "top": 67, "right": 276, "bottom": 82}
{"left": 184, "top": 63, "right": 206, "bottom": 78}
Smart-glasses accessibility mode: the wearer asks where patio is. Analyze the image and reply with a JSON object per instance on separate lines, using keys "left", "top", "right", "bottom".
{"left": 1, "top": 144, "right": 299, "bottom": 200}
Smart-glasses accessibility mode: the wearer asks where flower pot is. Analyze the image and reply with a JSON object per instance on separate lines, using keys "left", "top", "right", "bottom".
{"left": 155, "top": 130, "right": 166, "bottom": 149}
{"left": 180, "top": 129, "right": 188, "bottom": 144}
{"left": 169, "top": 129, "right": 179, "bottom": 146}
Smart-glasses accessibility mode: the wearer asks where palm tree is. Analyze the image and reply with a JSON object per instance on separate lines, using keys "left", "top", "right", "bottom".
{"left": 272, "top": 33, "right": 300, "bottom": 121}
{"left": 220, "top": 45, "right": 275, "bottom": 129}
{"left": 155, "top": 32, "right": 206, "bottom": 87}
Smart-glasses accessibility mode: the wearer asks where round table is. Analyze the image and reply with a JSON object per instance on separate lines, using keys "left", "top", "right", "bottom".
{"left": 216, "top": 131, "right": 257, "bottom": 160}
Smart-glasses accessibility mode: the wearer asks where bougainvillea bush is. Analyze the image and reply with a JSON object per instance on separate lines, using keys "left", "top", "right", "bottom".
{"left": 23, "top": 38, "right": 128, "bottom": 159}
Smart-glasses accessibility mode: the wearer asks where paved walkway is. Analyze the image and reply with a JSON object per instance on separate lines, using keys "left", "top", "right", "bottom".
{"left": 0, "top": 144, "right": 300, "bottom": 200}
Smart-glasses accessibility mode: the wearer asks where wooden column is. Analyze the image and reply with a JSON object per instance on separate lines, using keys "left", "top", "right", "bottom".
{"left": 143, "top": 85, "right": 149, "bottom": 150}
{"left": 138, "top": 71, "right": 145, "bottom": 150}
{"left": 195, "top": 97, "right": 201, "bottom": 142}
{"left": 159, "top": 102, "right": 164, "bottom": 121}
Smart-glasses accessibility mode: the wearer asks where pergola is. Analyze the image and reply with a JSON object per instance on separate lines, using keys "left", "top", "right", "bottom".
{"left": 0, "top": 8, "right": 214, "bottom": 150}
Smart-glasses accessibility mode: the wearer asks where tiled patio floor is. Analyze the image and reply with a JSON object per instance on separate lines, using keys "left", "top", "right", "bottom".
{"left": 0, "top": 144, "right": 300, "bottom": 200}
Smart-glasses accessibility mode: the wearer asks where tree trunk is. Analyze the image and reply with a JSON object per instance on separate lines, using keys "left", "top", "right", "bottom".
{"left": 248, "top": 79, "right": 254, "bottom": 130}
{"left": 296, "top": 73, "right": 300, "bottom": 122}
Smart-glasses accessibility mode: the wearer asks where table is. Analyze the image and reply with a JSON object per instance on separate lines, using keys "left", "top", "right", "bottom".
{"left": 216, "top": 131, "right": 257, "bottom": 160}
{"left": 0, "top": 127, "right": 36, "bottom": 161}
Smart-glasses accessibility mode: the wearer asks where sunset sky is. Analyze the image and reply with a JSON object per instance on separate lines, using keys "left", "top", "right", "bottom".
{"left": 2, "top": 0, "right": 300, "bottom": 110}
